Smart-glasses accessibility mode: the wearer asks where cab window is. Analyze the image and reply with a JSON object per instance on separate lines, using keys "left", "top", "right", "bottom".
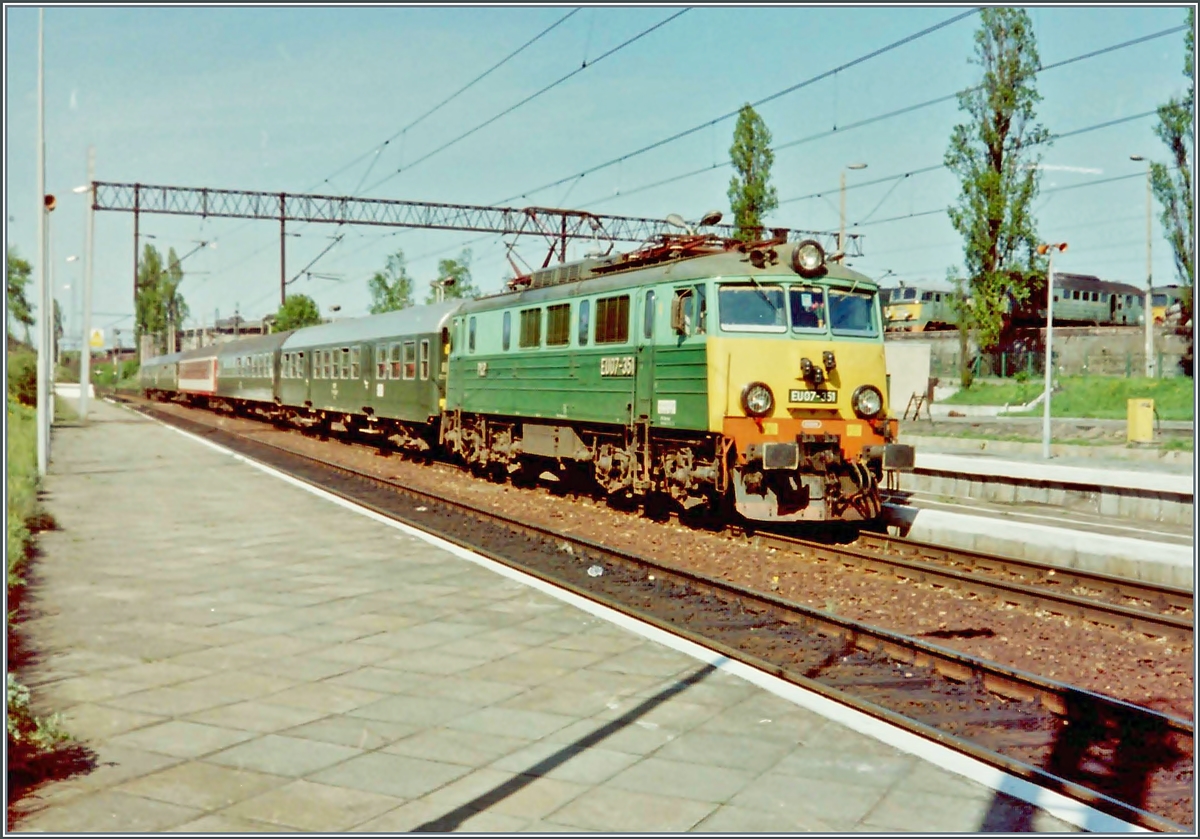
{"left": 829, "top": 289, "right": 880, "bottom": 337}
{"left": 718, "top": 284, "right": 786, "bottom": 333}
{"left": 788, "top": 287, "right": 826, "bottom": 332}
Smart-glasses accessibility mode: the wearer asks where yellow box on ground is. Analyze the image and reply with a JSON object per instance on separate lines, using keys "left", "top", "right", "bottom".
{"left": 1127, "top": 398, "right": 1154, "bottom": 443}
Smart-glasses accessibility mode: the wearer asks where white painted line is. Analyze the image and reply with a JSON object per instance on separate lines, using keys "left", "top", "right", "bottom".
{"left": 900, "top": 493, "right": 1194, "bottom": 543}
{"left": 127, "top": 402, "right": 1149, "bottom": 833}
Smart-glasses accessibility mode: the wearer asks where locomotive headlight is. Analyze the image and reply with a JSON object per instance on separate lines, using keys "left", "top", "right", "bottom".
{"left": 791, "top": 239, "right": 826, "bottom": 278}
{"left": 852, "top": 385, "right": 884, "bottom": 419}
{"left": 741, "top": 382, "right": 774, "bottom": 417}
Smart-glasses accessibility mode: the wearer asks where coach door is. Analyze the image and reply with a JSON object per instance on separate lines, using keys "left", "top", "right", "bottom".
{"left": 634, "top": 289, "right": 657, "bottom": 425}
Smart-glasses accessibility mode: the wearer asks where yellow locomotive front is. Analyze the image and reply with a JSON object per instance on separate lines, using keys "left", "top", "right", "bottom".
{"left": 707, "top": 241, "right": 913, "bottom": 522}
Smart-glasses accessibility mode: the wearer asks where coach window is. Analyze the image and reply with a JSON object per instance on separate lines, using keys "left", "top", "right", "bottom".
{"left": 595, "top": 295, "right": 630, "bottom": 344}
{"left": 325, "top": 350, "right": 334, "bottom": 379}
{"left": 502, "top": 311, "right": 512, "bottom": 351}
{"left": 419, "top": 340, "right": 430, "bottom": 379}
{"left": 376, "top": 344, "right": 387, "bottom": 379}
{"left": 297, "top": 352, "right": 305, "bottom": 378}
{"left": 389, "top": 344, "right": 402, "bottom": 379}
{"left": 350, "top": 347, "right": 360, "bottom": 379}
{"left": 403, "top": 341, "right": 417, "bottom": 379}
{"left": 578, "top": 300, "right": 590, "bottom": 346}
{"left": 340, "top": 348, "right": 351, "bottom": 379}
{"left": 519, "top": 308, "right": 542, "bottom": 348}
{"left": 469, "top": 317, "right": 477, "bottom": 353}
{"left": 547, "top": 304, "right": 570, "bottom": 346}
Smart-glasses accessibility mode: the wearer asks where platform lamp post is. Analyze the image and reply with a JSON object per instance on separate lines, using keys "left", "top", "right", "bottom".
{"left": 1129, "top": 155, "right": 1155, "bottom": 378}
{"left": 73, "top": 147, "right": 96, "bottom": 420}
{"left": 1038, "top": 241, "right": 1068, "bottom": 460}
{"left": 839, "top": 163, "right": 867, "bottom": 255}
{"left": 430, "top": 277, "right": 456, "bottom": 303}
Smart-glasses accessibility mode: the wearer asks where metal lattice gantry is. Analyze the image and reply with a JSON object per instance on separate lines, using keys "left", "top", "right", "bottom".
{"left": 91, "top": 180, "right": 863, "bottom": 308}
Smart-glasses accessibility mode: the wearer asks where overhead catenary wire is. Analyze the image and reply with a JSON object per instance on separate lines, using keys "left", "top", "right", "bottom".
{"left": 358, "top": 8, "right": 692, "bottom": 197}
{"left": 495, "top": 7, "right": 983, "bottom": 205}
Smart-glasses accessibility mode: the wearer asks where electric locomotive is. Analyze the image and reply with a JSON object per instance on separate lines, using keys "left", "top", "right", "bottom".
{"left": 443, "top": 232, "right": 913, "bottom": 523}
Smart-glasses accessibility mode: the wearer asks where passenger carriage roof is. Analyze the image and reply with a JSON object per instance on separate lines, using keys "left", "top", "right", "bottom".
{"left": 1055, "top": 273, "right": 1145, "bottom": 296}
{"left": 141, "top": 351, "right": 184, "bottom": 367}
{"left": 213, "top": 331, "right": 294, "bottom": 360}
{"left": 280, "top": 301, "right": 462, "bottom": 350}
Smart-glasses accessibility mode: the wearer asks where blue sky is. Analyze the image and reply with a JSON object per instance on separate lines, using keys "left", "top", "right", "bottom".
{"left": 4, "top": 5, "right": 1192, "bottom": 348}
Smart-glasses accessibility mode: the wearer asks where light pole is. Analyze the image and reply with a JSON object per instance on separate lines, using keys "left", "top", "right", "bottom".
{"left": 839, "top": 163, "right": 867, "bottom": 254}
{"left": 1038, "top": 241, "right": 1068, "bottom": 460}
{"left": 1130, "top": 155, "right": 1155, "bottom": 378}
{"left": 35, "top": 8, "right": 49, "bottom": 474}
{"left": 430, "top": 277, "right": 456, "bottom": 303}
{"left": 73, "top": 146, "right": 96, "bottom": 420}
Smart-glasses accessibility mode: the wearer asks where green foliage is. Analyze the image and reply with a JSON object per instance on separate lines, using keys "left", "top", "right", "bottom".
{"left": 135, "top": 244, "right": 189, "bottom": 348}
{"left": 944, "top": 8, "right": 1049, "bottom": 352}
{"left": 369, "top": 249, "right": 415, "bottom": 314}
{"left": 7, "top": 398, "right": 38, "bottom": 590}
{"left": 7, "top": 351, "right": 38, "bottom": 407}
{"left": 273, "top": 294, "right": 323, "bottom": 332}
{"left": 947, "top": 376, "right": 1195, "bottom": 421}
{"left": 7, "top": 247, "right": 36, "bottom": 343}
{"left": 425, "top": 248, "right": 478, "bottom": 303}
{"left": 727, "top": 104, "right": 778, "bottom": 243}
{"left": 1150, "top": 9, "right": 1194, "bottom": 291}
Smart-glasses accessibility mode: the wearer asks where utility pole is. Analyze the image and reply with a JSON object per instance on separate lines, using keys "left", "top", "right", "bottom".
{"left": 79, "top": 146, "right": 95, "bottom": 420}
{"left": 35, "top": 8, "right": 48, "bottom": 475}
{"left": 1038, "top": 242, "right": 1068, "bottom": 460}
{"left": 839, "top": 163, "right": 867, "bottom": 254}
{"left": 1130, "top": 155, "right": 1156, "bottom": 378}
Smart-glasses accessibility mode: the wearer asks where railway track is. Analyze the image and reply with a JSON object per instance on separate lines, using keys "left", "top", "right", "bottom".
{"left": 741, "top": 528, "right": 1194, "bottom": 644}
{"left": 121, "top": 396, "right": 1194, "bottom": 831}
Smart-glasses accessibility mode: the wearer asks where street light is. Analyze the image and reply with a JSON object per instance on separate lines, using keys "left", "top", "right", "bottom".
{"left": 71, "top": 146, "right": 96, "bottom": 420}
{"left": 1130, "top": 155, "right": 1155, "bottom": 378}
{"left": 839, "top": 163, "right": 867, "bottom": 255}
{"left": 430, "top": 276, "right": 456, "bottom": 303}
{"left": 1037, "top": 241, "right": 1068, "bottom": 460}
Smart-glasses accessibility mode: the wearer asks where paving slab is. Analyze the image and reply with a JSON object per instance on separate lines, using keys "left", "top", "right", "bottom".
{"left": 9, "top": 399, "right": 1088, "bottom": 833}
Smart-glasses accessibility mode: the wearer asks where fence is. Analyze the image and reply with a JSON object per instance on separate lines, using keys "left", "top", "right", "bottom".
{"left": 929, "top": 350, "right": 1181, "bottom": 380}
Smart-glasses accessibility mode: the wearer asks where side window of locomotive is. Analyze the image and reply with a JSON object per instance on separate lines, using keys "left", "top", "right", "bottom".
{"left": 671, "top": 289, "right": 693, "bottom": 336}
{"left": 547, "top": 304, "right": 570, "bottom": 346}
{"left": 828, "top": 288, "right": 880, "bottom": 337}
{"left": 389, "top": 344, "right": 402, "bottom": 379}
{"left": 789, "top": 286, "right": 826, "bottom": 332}
{"left": 403, "top": 341, "right": 417, "bottom": 380}
{"left": 519, "top": 308, "right": 542, "bottom": 348}
{"left": 419, "top": 340, "right": 430, "bottom": 380}
{"left": 350, "top": 347, "right": 360, "bottom": 379}
{"left": 643, "top": 291, "right": 656, "bottom": 340}
{"left": 578, "top": 300, "right": 590, "bottom": 346}
{"left": 502, "top": 311, "right": 512, "bottom": 351}
{"left": 595, "top": 295, "right": 630, "bottom": 344}
{"left": 694, "top": 284, "right": 707, "bottom": 335}
{"left": 469, "top": 317, "right": 477, "bottom": 353}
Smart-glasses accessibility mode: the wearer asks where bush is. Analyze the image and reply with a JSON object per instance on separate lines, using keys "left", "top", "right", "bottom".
{"left": 7, "top": 352, "right": 37, "bottom": 407}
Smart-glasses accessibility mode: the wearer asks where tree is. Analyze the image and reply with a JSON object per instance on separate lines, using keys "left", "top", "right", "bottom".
{"left": 273, "top": 294, "right": 322, "bottom": 332}
{"left": 425, "top": 248, "right": 478, "bottom": 303}
{"left": 368, "top": 249, "right": 414, "bottom": 314}
{"left": 1150, "top": 8, "right": 1194, "bottom": 297}
{"left": 944, "top": 8, "right": 1050, "bottom": 359}
{"left": 727, "top": 104, "right": 778, "bottom": 242}
{"left": 6, "top": 247, "right": 35, "bottom": 344}
{"left": 135, "top": 244, "right": 191, "bottom": 352}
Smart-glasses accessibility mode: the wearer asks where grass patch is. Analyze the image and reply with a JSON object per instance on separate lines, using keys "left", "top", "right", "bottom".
{"left": 5, "top": 398, "right": 92, "bottom": 813}
{"left": 945, "top": 376, "right": 1195, "bottom": 421}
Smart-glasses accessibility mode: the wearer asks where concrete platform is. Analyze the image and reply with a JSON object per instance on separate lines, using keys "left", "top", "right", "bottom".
{"left": 898, "top": 450, "right": 1194, "bottom": 529}
{"left": 11, "top": 399, "right": 1139, "bottom": 833}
